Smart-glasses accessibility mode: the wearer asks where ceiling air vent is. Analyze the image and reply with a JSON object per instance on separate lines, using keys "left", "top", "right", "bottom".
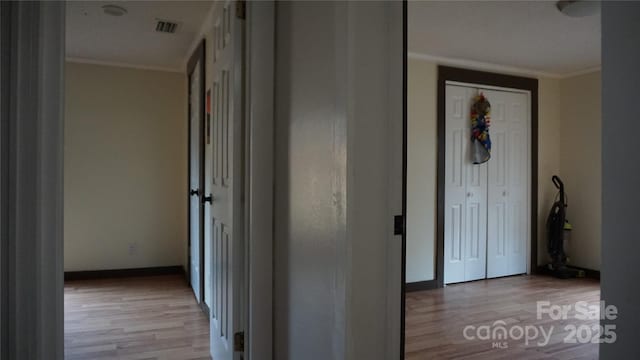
{"left": 155, "top": 20, "right": 178, "bottom": 34}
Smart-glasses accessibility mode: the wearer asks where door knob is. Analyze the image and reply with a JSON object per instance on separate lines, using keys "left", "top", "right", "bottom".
{"left": 189, "top": 189, "right": 199, "bottom": 196}
{"left": 203, "top": 194, "right": 214, "bottom": 204}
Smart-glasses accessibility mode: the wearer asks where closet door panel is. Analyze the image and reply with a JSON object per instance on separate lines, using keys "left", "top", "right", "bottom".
{"left": 444, "top": 85, "right": 471, "bottom": 284}
{"left": 486, "top": 90, "right": 508, "bottom": 277}
{"left": 506, "top": 92, "right": 529, "bottom": 275}
{"left": 487, "top": 90, "right": 529, "bottom": 278}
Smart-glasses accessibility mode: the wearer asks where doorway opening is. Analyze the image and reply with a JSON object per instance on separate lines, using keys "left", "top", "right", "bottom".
{"left": 403, "top": 1, "right": 602, "bottom": 358}
{"left": 63, "top": 1, "right": 213, "bottom": 358}
{"left": 62, "top": 1, "right": 273, "bottom": 357}
{"left": 436, "top": 68, "right": 538, "bottom": 286}
{"left": 187, "top": 39, "right": 207, "bottom": 313}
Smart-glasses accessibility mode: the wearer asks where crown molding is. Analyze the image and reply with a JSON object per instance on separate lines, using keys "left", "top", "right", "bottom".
{"left": 65, "top": 57, "right": 184, "bottom": 73}
{"left": 407, "top": 52, "right": 600, "bottom": 80}
{"left": 560, "top": 66, "right": 602, "bottom": 79}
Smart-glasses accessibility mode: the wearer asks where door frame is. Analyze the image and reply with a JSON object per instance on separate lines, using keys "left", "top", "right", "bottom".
{"left": 0, "top": 2, "right": 65, "bottom": 357}
{"left": 195, "top": 2, "right": 275, "bottom": 357}
{"left": 434, "top": 66, "right": 539, "bottom": 288}
{"left": 187, "top": 39, "right": 206, "bottom": 307}
{"left": 244, "top": 2, "right": 275, "bottom": 358}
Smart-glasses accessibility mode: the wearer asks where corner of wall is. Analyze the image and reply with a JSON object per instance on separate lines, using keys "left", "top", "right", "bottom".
{"left": 556, "top": 71, "right": 602, "bottom": 271}
{"left": 537, "top": 77, "right": 563, "bottom": 266}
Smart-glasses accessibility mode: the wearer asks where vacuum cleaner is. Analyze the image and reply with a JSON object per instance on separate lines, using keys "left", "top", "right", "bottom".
{"left": 546, "top": 175, "right": 583, "bottom": 279}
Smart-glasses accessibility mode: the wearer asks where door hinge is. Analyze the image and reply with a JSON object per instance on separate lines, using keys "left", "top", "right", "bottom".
{"left": 394, "top": 215, "right": 404, "bottom": 235}
{"left": 235, "top": 0, "right": 246, "bottom": 20}
{"left": 234, "top": 331, "right": 245, "bottom": 352}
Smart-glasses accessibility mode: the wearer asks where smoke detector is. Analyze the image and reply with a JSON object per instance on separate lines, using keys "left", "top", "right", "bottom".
{"left": 102, "top": 4, "right": 127, "bottom": 17}
{"left": 556, "top": 1, "right": 600, "bottom": 18}
{"left": 155, "top": 20, "right": 179, "bottom": 34}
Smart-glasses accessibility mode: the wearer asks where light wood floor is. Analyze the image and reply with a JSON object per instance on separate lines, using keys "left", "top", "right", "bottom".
{"left": 405, "top": 275, "right": 600, "bottom": 360}
{"left": 65, "top": 275, "right": 210, "bottom": 360}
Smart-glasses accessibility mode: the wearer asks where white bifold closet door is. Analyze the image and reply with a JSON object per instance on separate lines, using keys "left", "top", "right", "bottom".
{"left": 444, "top": 85, "right": 488, "bottom": 284}
{"left": 444, "top": 85, "right": 529, "bottom": 285}
{"left": 485, "top": 89, "right": 529, "bottom": 278}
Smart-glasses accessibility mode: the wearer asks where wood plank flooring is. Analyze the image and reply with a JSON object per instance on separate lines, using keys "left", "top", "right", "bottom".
{"left": 405, "top": 275, "right": 600, "bottom": 360}
{"left": 65, "top": 274, "right": 210, "bottom": 360}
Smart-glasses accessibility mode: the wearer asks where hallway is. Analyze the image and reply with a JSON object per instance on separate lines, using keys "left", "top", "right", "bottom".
{"left": 64, "top": 274, "right": 210, "bottom": 360}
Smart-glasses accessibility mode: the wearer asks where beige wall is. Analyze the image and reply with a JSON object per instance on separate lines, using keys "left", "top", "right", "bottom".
{"left": 537, "top": 77, "right": 563, "bottom": 266}
{"left": 64, "top": 62, "right": 187, "bottom": 271}
{"left": 406, "top": 59, "right": 437, "bottom": 282}
{"left": 406, "top": 58, "right": 601, "bottom": 282}
{"left": 559, "top": 72, "right": 601, "bottom": 270}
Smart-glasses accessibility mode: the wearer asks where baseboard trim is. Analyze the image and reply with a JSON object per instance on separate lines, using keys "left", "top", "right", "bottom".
{"left": 64, "top": 265, "right": 185, "bottom": 281}
{"left": 406, "top": 280, "right": 440, "bottom": 292}
{"left": 536, "top": 265, "right": 600, "bottom": 280}
{"left": 200, "top": 302, "right": 210, "bottom": 319}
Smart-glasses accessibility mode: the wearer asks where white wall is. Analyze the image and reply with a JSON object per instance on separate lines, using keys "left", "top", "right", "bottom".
{"left": 405, "top": 58, "right": 601, "bottom": 282}
{"left": 64, "top": 62, "right": 187, "bottom": 271}
{"left": 274, "top": 4, "right": 347, "bottom": 358}
{"left": 559, "top": 71, "right": 602, "bottom": 270}
{"left": 346, "top": 3, "right": 403, "bottom": 359}
{"left": 274, "top": 2, "right": 402, "bottom": 359}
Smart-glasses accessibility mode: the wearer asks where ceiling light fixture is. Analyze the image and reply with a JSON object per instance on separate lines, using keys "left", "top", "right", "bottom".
{"left": 102, "top": 4, "right": 128, "bottom": 17}
{"left": 556, "top": 1, "right": 601, "bottom": 18}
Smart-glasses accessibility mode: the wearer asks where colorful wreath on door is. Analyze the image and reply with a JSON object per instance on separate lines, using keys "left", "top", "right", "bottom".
{"left": 471, "top": 93, "right": 492, "bottom": 164}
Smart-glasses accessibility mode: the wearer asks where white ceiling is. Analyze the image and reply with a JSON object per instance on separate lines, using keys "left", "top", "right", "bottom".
{"left": 66, "top": 1, "right": 212, "bottom": 71}
{"left": 408, "top": 1, "right": 601, "bottom": 77}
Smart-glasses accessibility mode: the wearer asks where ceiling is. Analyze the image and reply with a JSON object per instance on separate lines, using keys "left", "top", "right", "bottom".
{"left": 408, "top": 1, "right": 601, "bottom": 77}
{"left": 66, "top": 1, "right": 212, "bottom": 71}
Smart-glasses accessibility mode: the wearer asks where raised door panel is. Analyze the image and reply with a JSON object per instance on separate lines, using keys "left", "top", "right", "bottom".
{"left": 213, "top": 80, "right": 221, "bottom": 186}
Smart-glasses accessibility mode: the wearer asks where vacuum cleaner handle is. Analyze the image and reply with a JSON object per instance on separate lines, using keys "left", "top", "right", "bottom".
{"left": 552, "top": 175, "right": 563, "bottom": 190}
{"left": 552, "top": 175, "right": 567, "bottom": 207}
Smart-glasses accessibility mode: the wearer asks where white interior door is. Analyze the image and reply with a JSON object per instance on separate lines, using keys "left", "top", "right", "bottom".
{"left": 443, "top": 85, "right": 488, "bottom": 284}
{"left": 486, "top": 89, "right": 529, "bottom": 278}
{"left": 210, "top": 1, "right": 244, "bottom": 359}
{"left": 443, "top": 85, "right": 466, "bottom": 284}
{"left": 189, "top": 62, "right": 202, "bottom": 301}
{"left": 204, "top": 90, "right": 213, "bottom": 309}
